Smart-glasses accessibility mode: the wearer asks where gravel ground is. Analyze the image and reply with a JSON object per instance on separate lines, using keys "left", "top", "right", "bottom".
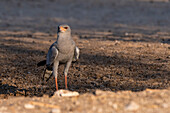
{"left": 0, "top": 89, "right": 170, "bottom": 113}
{"left": 0, "top": 0, "right": 170, "bottom": 112}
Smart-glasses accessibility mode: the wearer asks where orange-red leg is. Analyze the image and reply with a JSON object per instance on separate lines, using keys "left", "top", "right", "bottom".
{"left": 55, "top": 77, "right": 58, "bottom": 91}
{"left": 65, "top": 75, "right": 68, "bottom": 89}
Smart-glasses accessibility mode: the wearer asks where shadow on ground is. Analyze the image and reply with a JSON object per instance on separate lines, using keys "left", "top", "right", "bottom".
{"left": 0, "top": 30, "right": 169, "bottom": 98}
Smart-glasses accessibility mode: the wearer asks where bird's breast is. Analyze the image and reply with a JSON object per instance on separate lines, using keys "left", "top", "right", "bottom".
{"left": 57, "top": 39, "right": 74, "bottom": 53}
{"left": 57, "top": 50, "right": 74, "bottom": 63}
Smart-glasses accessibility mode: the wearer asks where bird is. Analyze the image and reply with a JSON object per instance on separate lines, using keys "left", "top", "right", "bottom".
{"left": 38, "top": 24, "right": 79, "bottom": 91}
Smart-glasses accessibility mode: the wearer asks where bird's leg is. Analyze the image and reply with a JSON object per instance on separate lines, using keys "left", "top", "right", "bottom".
{"left": 46, "top": 72, "right": 53, "bottom": 82}
{"left": 55, "top": 77, "right": 58, "bottom": 91}
{"left": 42, "top": 66, "right": 47, "bottom": 83}
{"left": 64, "top": 61, "right": 72, "bottom": 90}
{"left": 53, "top": 61, "right": 59, "bottom": 91}
{"left": 65, "top": 74, "right": 68, "bottom": 89}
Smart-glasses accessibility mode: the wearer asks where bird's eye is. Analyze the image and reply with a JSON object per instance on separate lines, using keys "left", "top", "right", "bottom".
{"left": 64, "top": 27, "right": 68, "bottom": 29}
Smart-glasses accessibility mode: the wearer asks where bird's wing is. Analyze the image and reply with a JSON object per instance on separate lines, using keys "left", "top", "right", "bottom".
{"left": 46, "top": 45, "right": 58, "bottom": 66}
{"left": 73, "top": 46, "right": 80, "bottom": 62}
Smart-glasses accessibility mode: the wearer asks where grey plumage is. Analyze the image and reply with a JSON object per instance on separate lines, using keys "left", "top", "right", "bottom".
{"left": 45, "top": 24, "right": 79, "bottom": 90}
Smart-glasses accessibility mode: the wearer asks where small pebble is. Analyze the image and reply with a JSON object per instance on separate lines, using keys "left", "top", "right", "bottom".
{"left": 24, "top": 104, "right": 35, "bottom": 109}
{"left": 162, "top": 103, "right": 169, "bottom": 108}
{"left": 112, "top": 104, "right": 118, "bottom": 109}
{"left": 125, "top": 32, "right": 129, "bottom": 36}
{"left": 125, "top": 102, "right": 139, "bottom": 111}
{"left": 108, "top": 101, "right": 118, "bottom": 109}
{"left": 50, "top": 108, "right": 61, "bottom": 113}
{"left": 95, "top": 90, "right": 105, "bottom": 96}
{"left": 0, "top": 106, "right": 7, "bottom": 111}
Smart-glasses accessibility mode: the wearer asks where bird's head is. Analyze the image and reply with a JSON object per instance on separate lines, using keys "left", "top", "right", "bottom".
{"left": 57, "top": 24, "right": 71, "bottom": 33}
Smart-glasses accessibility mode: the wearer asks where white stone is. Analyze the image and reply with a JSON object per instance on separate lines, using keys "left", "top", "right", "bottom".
{"left": 108, "top": 102, "right": 118, "bottom": 109}
{"left": 112, "top": 104, "right": 118, "bottom": 109}
{"left": 0, "top": 106, "right": 7, "bottom": 111}
{"left": 24, "top": 104, "right": 35, "bottom": 109}
{"left": 125, "top": 32, "right": 129, "bottom": 36}
{"left": 53, "top": 90, "right": 79, "bottom": 97}
{"left": 125, "top": 102, "right": 139, "bottom": 111}
{"left": 162, "top": 103, "right": 169, "bottom": 108}
{"left": 51, "top": 108, "right": 61, "bottom": 113}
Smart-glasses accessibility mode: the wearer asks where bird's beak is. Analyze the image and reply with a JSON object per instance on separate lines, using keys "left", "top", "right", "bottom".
{"left": 59, "top": 26, "right": 66, "bottom": 32}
